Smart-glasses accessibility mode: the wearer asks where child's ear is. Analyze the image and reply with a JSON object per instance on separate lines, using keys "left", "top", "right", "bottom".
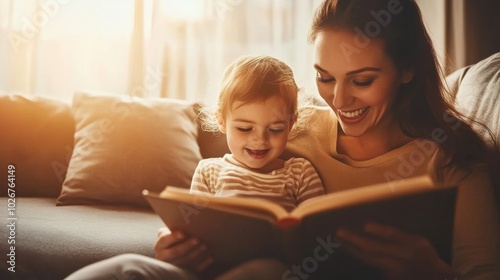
{"left": 218, "top": 118, "right": 227, "bottom": 134}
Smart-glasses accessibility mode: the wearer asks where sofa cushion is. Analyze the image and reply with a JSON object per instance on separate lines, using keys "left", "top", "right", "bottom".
{"left": 0, "top": 94, "right": 74, "bottom": 197}
{"left": 0, "top": 198, "right": 164, "bottom": 280}
{"left": 57, "top": 92, "right": 202, "bottom": 207}
{"left": 451, "top": 52, "right": 500, "bottom": 207}
{"left": 453, "top": 52, "right": 500, "bottom": 149}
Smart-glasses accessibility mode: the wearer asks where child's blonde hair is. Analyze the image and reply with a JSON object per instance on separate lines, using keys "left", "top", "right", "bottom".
{"left": 202, "top": 55, "right": 298, "bottom": 132}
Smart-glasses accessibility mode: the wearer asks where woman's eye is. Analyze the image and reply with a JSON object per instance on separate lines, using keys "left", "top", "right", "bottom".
{"left": 353, "top": 79, "right": 373, "bottom": 86}
{"left": 316, "top": 72, "right": 335, "bottom": 83}
{"left": 237, "top": 127, "right": 252, "bottom": 132}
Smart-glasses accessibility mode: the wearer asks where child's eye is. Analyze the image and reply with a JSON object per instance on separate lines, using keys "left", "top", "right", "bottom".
{"left": 237, "top": 127, "right": 252, "bottom": 132}
{"left": 269, "top": 128, "right": 285, "bottom": 134}
{"left": 316, "top": 72, "right": 335, "bottom": 83}
{"left": 353, "top": 79, "right": 373, "bottom": 87}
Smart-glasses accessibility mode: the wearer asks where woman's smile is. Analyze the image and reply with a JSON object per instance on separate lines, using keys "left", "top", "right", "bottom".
{"left": 338, "top": 106, "right": 370, "bottom": 124}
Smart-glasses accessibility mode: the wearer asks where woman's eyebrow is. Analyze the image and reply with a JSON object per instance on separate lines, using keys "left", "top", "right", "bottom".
{"left": 314, "top": 64, "right": 329, "bottom": 74}
{"left": 314, "top": 64, "right": 381, "bottom": 76}
{"left": 346, "top": 67, "right": 381, "bottom": 76}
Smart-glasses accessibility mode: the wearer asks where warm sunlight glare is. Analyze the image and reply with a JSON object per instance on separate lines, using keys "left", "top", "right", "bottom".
{"left": 161, "top": 0, "right": 205, "bottom": 21}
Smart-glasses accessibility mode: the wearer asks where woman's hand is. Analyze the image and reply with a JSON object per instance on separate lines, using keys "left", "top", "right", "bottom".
{"left": 335, "top": 223, "right": 457, "bottom": 280}
{"left": 154, "top": 227, "right": 213, "bottom": 273}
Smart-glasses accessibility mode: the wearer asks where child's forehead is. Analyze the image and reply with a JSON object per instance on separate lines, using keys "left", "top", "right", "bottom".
{"left": 228, "top": 98, "right": 294, "bottom": 121}
{"left": 231, "top": 97, "right": 289, "bottom": 110}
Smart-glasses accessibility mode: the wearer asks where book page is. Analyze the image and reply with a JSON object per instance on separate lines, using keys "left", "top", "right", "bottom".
{"left": 155, "top": 187, "right": 292, "bottom": 221}
{"left": 291, "top": 175, "right": 436, "bottom": 218}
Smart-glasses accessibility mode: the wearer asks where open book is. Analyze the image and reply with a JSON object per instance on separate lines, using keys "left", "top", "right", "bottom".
{"left": 143, "top": 175, "right": 457, "bottom": 272}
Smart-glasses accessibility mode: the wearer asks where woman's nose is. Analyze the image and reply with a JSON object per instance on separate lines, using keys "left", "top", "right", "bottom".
{"left": 332, "top": 83, "right": 353, "bottom": 109}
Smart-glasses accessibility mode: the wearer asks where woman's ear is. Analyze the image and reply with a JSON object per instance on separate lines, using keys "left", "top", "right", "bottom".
{"left": 401, "top": 67, "right": 415, "bottom": 84}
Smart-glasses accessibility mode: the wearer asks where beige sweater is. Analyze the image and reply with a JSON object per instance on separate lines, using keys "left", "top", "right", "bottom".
{"left": 285, "top": 106, "right": 500, "bottom": 279}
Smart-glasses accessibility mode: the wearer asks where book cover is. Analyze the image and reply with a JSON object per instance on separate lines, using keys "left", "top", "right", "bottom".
{"left": 143, "top": 175, "right": 457, "bottom": 271}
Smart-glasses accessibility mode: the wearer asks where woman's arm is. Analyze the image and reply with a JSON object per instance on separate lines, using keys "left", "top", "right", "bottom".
{"left": 451, "top": 167, "right": 500, "bottom": 278}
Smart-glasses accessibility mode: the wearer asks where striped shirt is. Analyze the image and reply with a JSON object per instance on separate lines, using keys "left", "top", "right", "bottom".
{"left": 190, "top": 154, "right": 325, "bottom": 211}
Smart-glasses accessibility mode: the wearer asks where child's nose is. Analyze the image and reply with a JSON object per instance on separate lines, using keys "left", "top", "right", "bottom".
{"left": 252, "top": 130, "right": 268, "bottom": 144}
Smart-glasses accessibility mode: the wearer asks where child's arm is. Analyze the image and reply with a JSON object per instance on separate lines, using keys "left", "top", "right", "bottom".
{"left": 153, "top": 160, "right": 215, "bottom": 272}
{"left": 190, "top": 160, "right": 214, "bottom": 195}
{"left": 296, "top": 158, "right": 325, "bottom": 204}
{"left": 154, "top": 227, "right": 213, "bottom": 272}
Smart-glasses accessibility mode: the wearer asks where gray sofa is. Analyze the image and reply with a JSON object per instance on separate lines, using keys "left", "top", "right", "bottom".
{"left": 0, "top": 93, "right": 229, "bottom": 280}
{"left": 0, "top": 52, "right": 498, "bottom": 280}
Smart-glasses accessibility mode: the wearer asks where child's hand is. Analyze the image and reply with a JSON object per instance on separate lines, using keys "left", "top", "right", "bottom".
{"left": 154, "top": 227, "right": 214, "bottom": 273}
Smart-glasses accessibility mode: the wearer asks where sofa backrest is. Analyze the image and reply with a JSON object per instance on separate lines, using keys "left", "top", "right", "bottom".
{"left": 0, "top": 95, "right": 75, "bottom": 197}
{"left": 195, "top": 105, "right": 230, "bottom": 159}
{"left": 0, "top": 94, "right": 230, "bottom": 198}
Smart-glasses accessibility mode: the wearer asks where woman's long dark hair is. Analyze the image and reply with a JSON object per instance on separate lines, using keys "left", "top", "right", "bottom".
{"left": 309, "top": 0, "right": 492, "bottom": 172}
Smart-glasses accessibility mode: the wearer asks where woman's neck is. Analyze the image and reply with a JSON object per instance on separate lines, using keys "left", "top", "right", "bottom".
{"left": 336, "top": 122, "right": 413, "bottom": 161}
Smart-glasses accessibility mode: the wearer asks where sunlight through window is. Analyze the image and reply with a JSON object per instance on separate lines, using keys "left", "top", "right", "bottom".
{"left": 160, "top": 0, "right": 205, "bottom": 21}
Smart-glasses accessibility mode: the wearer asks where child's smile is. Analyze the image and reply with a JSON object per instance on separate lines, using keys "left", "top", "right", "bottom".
{"left": 245, "top": 148, "right": 270, "bottom": 159}
{"left": 219, "top": 96, "right": 294, "bottom": 173}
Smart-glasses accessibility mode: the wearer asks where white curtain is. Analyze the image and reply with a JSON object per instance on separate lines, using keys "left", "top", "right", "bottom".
{"left": 416, "top": 0, "right": 500, "bottom": 75}
{"left": 0, "top": 0, "right": 323, "bottom": 103}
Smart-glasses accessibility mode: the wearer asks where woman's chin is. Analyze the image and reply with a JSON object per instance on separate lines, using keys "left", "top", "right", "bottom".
{"left": 338, "top": 123, "right": 367, "bottom": 137}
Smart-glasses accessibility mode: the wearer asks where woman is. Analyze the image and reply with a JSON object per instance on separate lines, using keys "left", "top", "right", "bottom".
{"left": 66, "top": 0, "right": 500, "bottom": 279}
{"left": 283, "top": 0, "right": 499, "bottom": 279}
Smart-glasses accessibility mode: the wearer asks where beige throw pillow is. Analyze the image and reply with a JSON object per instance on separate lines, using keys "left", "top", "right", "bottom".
{"left": 57, "top": 92, "right": 202, "bottom": 207}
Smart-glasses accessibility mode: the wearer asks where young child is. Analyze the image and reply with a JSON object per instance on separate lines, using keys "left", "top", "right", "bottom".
{"left": 65, "top": 55, "right": 325, "bottom": 280}
{"left": 191, "top": 55, "right": 325, "bottom": 212}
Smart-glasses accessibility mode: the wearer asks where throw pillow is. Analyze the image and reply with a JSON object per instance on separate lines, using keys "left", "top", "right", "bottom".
{"left": 57, "top": 92, "right": 202, "bottom": 207}
{"left": 454, "top": 52, "right": 500, "bottom": 149}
